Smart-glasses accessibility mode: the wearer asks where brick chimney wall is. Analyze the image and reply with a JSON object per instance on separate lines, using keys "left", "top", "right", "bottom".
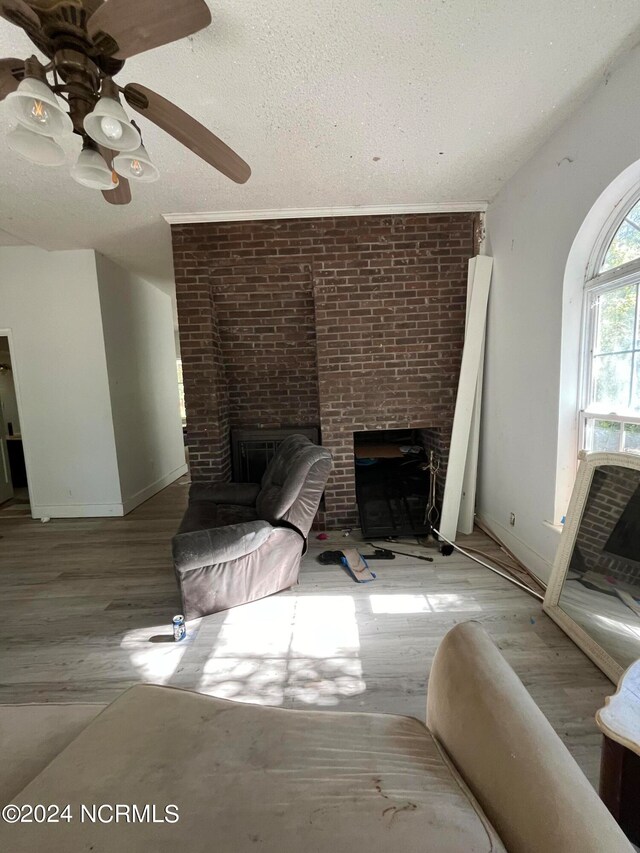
{"left": 172, "top": 213, "right": 477, "bottom": 528}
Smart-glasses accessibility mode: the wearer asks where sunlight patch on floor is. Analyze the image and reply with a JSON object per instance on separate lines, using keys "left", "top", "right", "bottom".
{"left": 196, "top": 595, "right": 365, "bottom": 707}
{"left": 120, "top": 623, "right": 196, "bottom": 684}
{"left": 369, "top": 593, "right": 481, "bottom": 614}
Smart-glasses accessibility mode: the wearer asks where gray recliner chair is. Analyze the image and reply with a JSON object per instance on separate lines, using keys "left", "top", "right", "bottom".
{"left": 172, "top": 435, "right": 333, "bottom": 619}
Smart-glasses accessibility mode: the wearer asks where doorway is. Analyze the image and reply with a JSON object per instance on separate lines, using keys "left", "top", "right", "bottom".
{"left": 0, "top": 335, "right": 29, "bottom": 513}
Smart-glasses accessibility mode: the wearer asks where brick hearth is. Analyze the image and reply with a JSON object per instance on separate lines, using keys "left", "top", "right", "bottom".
{"left": 172, "top": 212, "right": 478, "bottom": 528}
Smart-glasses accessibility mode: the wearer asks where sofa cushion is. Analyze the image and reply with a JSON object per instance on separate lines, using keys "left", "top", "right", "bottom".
{"left": 175, "top": 526, "right": 304, "bottom": 619}
{"left": 173, "top": 520, "right": 275, "bottom": 572}
{"left": 256, "top": 435, "right": 332, "bottom": 537}
{"left": 0, "top": 703, "right": 103, "bottom": 805}
{"left": 189, "top": 482, "right": 261, "bottom": 506}
{"left": 1, "top": 684, "right": 506, "bottom": 853}
{"left": 177, "top": 500, "right": 258, "bottom": 535}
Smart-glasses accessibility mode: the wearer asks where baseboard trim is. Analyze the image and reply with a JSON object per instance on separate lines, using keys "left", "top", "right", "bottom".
{"left": 474, "top": 513, "right": 555, "bottom": 586}
{"left": 163, "top": 201, "right": 488, "bottom": 225}
{"left": 30, "top": 503, "right": 125, "bottom": 519}
{"left": 121, "top": 464, "right": 188, "bottom": 516}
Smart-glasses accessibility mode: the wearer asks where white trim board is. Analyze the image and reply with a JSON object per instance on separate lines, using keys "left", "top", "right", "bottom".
{"left": 457, "top": 257, "right": 486, "bottom": 535}
{"left": 163, "top": 201, "right": 488, "bottom": 225}
{"left": 440, "top": 255, "right": 493, "bottom": 541}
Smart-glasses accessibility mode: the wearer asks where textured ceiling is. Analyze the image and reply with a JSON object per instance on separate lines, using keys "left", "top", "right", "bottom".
{"left": 1, "top": 0, "right": 640, "bottom": 294}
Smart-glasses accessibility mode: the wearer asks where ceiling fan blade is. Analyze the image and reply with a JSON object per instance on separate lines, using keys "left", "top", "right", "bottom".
{"left": 87, "top": 0, "right": 211, "bottom": 60}
{"left": 99, "top": 146, "right": 132, "bottom": 205}
{"left": 123, "top": 83, "right": 251, "bottom": 184}
{"left": 102, "top": 180, "right": 132, "bottom": 205}
{"left": 83, "top": 0, "right": 104, "bottom": 15}
{"left": 0, "top": 57, "right": 24, "bottom": 101}
{"left": 0, "top": 0, "right": 39, "bottom": 29}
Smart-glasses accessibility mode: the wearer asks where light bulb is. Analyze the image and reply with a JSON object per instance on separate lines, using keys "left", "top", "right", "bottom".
{"left": 113, "top": 143, "right": 159, "bottom": 183}
{"left": 6, "top": 77, "right": 72, "bottom": 138}
{"left": 100, "top": 115, "right": 123, "bottom": 141}
{"left": 30, "top": 99, "right": 49, "bottom": 126}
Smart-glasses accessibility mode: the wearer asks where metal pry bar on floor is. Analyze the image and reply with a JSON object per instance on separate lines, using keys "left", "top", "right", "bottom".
{"left": 366, "top": 543, "right": 434, "bottom": 563}
{"left": 431, "top": 527, "right": 543, "bottom": 601}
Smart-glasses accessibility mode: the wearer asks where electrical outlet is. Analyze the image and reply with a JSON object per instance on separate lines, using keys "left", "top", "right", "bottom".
{"left": 509, "top": 512, "right": 516, "bottom": 527}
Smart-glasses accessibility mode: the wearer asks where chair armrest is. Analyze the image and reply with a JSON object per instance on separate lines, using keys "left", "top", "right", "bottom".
{"left": 189, "top": 482, "right": 261, "bottom": 506}
{"left": 426, "top": 621, "right": 633, "bottom": 853}
{"left": 172, "top": 521, "right": 274, "bottom": 574}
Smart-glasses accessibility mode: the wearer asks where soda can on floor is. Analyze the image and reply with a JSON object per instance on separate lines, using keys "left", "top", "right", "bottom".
{"left": 173, "top": 614, "right": 186, "bottom": 642}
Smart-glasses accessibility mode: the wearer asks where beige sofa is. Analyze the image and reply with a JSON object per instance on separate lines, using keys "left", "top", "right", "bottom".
{"left": 0, "top": 622, "right": 632, "bottom": 852}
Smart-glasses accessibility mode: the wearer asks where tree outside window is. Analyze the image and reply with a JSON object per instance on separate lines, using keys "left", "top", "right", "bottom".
{"left": 583, "top": 198, "right": 640, "bottom": 453}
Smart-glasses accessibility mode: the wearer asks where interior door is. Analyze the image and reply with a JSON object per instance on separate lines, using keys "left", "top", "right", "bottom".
{"left": 0, "top": 393, "right": 14, "bottom": 504}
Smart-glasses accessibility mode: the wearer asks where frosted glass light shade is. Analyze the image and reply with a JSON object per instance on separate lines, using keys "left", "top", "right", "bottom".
{"left": 7, "top": 125, "right": 66, "bottom": 166}
{"left": 113, "top": 143, "right": 159, "bottom": 183}
{"left": 6, "top": 77, "right": 72, "bottom": 138}
{"left": 71, "top": 147, "right": 119, "bottom": 190}
{"left": 83, "top": 97, "right": 140, "bottom": 151}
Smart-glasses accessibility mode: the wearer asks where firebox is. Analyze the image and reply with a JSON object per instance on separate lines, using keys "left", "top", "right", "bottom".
{"left": 354, "top": 429, "right": 438, "bottom": 538}
{"left": 231, "top": 427, "right": 319, "bottom": 483}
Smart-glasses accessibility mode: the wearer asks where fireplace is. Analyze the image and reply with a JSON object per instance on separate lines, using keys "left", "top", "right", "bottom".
{"left": 231, "top": 426, "right": 319, "bottom": 483}
{"left": 353, "top": 428, "right": 451, "bottom": 537}
{"left": 173, "top": 212, "right": 477, "bottom": 528}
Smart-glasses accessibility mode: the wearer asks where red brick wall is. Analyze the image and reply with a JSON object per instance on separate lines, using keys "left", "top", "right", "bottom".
{"left": 172, "top": 213, "right": 477, "bottom": 526}
{"left": 175, "top": 280, "right": 230, "bottom": 482}
{"left": 213, "top": 264, "right": 319, "bottom": 428}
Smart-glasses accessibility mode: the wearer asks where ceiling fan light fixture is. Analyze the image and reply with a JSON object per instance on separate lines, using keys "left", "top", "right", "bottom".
{"left": 113, "top": 142, "right": 159, "bottom": 183}
{"left": 71, "top": 144, "right": 119, "bottom": 191}
{"left": 7, "top": 124, "right": 66, "bottom": 166}
{"left": 6, "top": 76, "right": 73, "bottom": 139}
{"left": 83, "top": 85, "right": 141, "bottom": 152}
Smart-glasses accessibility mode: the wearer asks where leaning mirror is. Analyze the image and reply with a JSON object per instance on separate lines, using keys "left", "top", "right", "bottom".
{"left": 544, "top": 451, "right": 640, "bottom": 683}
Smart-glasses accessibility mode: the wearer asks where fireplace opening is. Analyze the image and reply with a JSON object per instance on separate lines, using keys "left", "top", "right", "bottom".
{"left": 231, "top": 427, "right": 320, "bottom": 483}
{"left": 354, "top": 428, "right": 443, "bottom": 538}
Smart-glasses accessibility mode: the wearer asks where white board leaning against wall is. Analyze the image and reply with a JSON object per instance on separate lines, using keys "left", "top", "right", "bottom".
{"left": 439, "top": 256, "right": 493, "bottom": 541}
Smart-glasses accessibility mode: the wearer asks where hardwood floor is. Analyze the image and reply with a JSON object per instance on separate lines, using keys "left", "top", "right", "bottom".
{"left": 0, "top": 479, "right": 613, "bottom": 786}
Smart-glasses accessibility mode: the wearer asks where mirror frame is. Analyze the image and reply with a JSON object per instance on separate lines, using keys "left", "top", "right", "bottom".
{"left": 543, "top": 450, "right": 640, "bottom": 684}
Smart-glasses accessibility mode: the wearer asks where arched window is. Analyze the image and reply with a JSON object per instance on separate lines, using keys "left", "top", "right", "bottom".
{"left": 582, "top": 194, "right": 640, "bottom": 452}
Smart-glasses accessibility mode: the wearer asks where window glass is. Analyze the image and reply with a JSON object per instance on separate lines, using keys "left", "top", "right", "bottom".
{"left": 177, "top": 358, "right": 186, "bottom": 424}
{"left": 624, "top": 423, "right": 640, "bottom": 453}
{"left": 590, "top": 420, "right": 621, "bottom": 452}
{"left": 583, "top": 192, "right": 640, "bottom": 455}
{"left": 591, "top": 353, "right": 632, "bottom": 410}
{"left": 594, "top": 284, "right": 635, "bottom": 354}
{"left": 602, "top": 201, "right": 640, "bottom": 271}
{"left": 589, "top": 284, "right": 639, "bottom": 415}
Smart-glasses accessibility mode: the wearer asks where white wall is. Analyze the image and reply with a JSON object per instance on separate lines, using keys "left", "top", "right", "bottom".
{"left": 0, "top": 340, "right": 20, "bottom": 434}
{"left": 0, "top": 247, "right": 121, "bottom": 516}
{"left": 479, "top": 43, "right": 640, "bottom": 582}
{"left": 95, "top": 254, "right": 186, "bottom": 512}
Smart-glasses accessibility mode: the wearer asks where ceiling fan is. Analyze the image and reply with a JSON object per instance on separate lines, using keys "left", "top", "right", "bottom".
{"left": 0, "top": 0, "right": 251, "bottom": 205}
